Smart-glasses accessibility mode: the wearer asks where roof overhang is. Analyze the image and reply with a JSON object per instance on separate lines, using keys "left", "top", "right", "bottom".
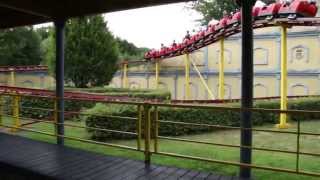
{"left": 0, "top": 0, "right": 193, "bottom": 29}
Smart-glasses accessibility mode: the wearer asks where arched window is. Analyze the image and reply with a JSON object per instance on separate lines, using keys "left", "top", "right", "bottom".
{"left": 254, "top": 48, "right": 268, "bottom": 65}
{"left": 290, "top": 45, "right": 309, "bottom": 63}
{"left": 129, "top": 82, "right": 140, "bottom": 89}
{"left": 290, "top": 84, "right": 309, "bottom": 96}
{"left": 22, "top": 80, "right": 34, "bottom": 88}
{"left": 158, "top": 82, "right": 168, "bottom": 90}
{"left": 216, "top": 84, "right": 232, "bottom": 99}
{"left": 254, "top": 83, "right": 268, "bottom": 98}
{"left": 184, "top": 82, "right": 199, "bottom": 99}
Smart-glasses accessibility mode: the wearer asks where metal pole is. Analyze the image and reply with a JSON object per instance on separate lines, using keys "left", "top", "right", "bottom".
{"left": 10, "top": 70, "right": 15, "bottom": 87}
{"left": 122, "top": 63, "right": 128, "bottom": 88}
{"left": 55, "top": 20, "right": 65, "bottom": 146}
{"left": 185, "top": 54, "right": 191, "bottom": 100}
{"left": 219, "top": 38, "right": 225, "bottom": 99}
{"left": 155, "top": 60, "right": 159, "bottom": 89}
{"left": 190, "top": 58, "right": 215, "bottom": 99}
{"left": 240, "top": 0, "right": 255, "bottom": 178}
{"left": 278, "top": 26, "right": 289, "bottom": 129}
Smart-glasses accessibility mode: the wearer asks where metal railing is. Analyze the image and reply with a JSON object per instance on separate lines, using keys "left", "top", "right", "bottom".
{"left": 0, "top": 92, "right": 319, "bottom": 177}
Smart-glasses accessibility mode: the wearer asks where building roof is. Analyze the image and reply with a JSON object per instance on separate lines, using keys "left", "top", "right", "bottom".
{"left": 0, "top": 0, "right": 192, "bottom": 29}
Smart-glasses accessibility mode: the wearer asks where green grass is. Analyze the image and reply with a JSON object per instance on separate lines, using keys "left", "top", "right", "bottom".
{"left": 1, "top": 117, "right": 320, "bottom": 180}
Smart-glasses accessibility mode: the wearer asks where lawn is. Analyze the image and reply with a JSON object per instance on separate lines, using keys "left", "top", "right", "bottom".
{"left": 1, "top": 117, "right": 320, "bottom": 180}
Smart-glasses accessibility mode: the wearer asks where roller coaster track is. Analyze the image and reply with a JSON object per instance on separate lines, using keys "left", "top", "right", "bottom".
{"left": 0, "top": 65, "right": 48, "bottom": 72}
{"left": 0, "top": 85, "right": 317, "bottom": 104}
{"left": 0, "top": 86, "right": 143, "bottom": 102}
{"left": 146, "top": 17, "right": 320, "bottom": 61}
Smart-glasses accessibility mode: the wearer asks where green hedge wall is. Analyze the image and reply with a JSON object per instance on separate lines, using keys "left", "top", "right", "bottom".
{"left": 1, "top": 87, "right": 171, "bottom": 120}
{"left": 84, "top": 98, "right": 320, "bottom": 140}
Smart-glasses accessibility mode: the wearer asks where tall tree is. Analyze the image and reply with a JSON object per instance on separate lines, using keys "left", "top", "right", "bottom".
{"left": 116, "top": 37, "right": 149, "bottom": 61}
{"left": 191, "top": 0, "right": 238, "bottom": 25}
{"left": 65, "top": 15, "right": 119, "bottom": 87}
{"left": 191, "top": 0, "right": 275, "bottom": 25}
{"left": 0, "top": 27, "right": 42, "bottom": 66}
{"left": 43, "top": 15, "right": 119, "bottom": 88}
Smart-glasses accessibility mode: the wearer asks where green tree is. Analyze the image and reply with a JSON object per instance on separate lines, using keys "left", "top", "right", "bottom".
{"left": 116, "top": 37, "right": 149, "bottom": 61}
{"left": 191, "top": 0, "right": 276, "bottom": 25}
{"left": 191, "top": 0, "right": 238, "bottom": 25}
{"left": 0, "top": 27, "right": 42, "bottom": 66}
{"left": 42, "top": 15, "right": 119, "bottom": 88}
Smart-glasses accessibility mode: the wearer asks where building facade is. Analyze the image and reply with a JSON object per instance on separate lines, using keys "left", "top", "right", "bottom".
{"left": 111, "top": 26, "right": 320, "bottom": 100}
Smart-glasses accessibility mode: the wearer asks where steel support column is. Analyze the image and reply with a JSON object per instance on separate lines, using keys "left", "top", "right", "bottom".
{"left": 122, "top": 62, "right": 128, "bottom": 88}
{"left": 155, "top": 60, "right": 159, "bottom": 89}
{"left": 240, "top": 0, "right": 255, "bottom": 178}
{"left": 218, "top": 38, "right": 225, "bottom": 99}
{"left": 55, "top": 20, "right": 65, "bottom": 146}
{"left": 278, "top": 26, "right": 289, "bottom": 129}
{"left": 185, "top": 54, "right": 191, "bottom": 100}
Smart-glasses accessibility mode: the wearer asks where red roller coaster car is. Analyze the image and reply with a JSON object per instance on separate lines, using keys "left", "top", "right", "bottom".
{"left": 258, "top": 2, "right": 282, "bottom": 20}
{"left": 279, "top": 0, "right": 318, "bottom": 19}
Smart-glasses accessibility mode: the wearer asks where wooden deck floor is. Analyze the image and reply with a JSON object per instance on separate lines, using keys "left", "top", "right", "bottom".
{"left": 0, "top": 133, "right": 239, "bottom": 180}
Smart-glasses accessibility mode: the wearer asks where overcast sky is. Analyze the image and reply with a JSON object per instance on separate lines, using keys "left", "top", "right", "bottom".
{"left": 104, "top": 3, "right": 203, "bottom": 49}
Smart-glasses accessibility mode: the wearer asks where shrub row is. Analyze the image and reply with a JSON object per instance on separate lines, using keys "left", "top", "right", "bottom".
{"left": 84, "top": 98, "right": 320, "bottom": 140}
{"left": 66, "top": 87, "right": 171, "bottom": 101}
{"left": 1, "top": 87, "right": 171, "bottom": 120}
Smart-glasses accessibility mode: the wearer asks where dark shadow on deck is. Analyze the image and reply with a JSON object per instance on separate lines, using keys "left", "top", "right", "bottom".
{"left": 0, "top": 133, "right": 239, "bottom": 180}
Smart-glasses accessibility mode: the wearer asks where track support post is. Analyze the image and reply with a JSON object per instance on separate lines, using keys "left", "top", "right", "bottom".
{"left": 136, "top": 105, "right": 142, "bottom": 151}
{"left": 277, "top": 25, "right": 290, "bottom": 129}
{"left": 239, "top": 0, "right": 255, "bottom": 178}
{"left": 55, "top": 20, "right": 65, "bottom": 146}
{"left": 143, "top": 103, "right": 151, "bottom": 164}
{"left": 155, "top": 60, "right": 160, "bottom": 89}
{"left": 11, "top": 95, "right": 20, "bottom": 133}
{"left": 10, "top": 69, "right": 15, "bottom": 87}
{"left": 185, "top": 54, "right": 191, "bottom": 100}
{"left": 122, "top": 62, "right": 128, "bottom": 88}
{"left": 219, "top": 38, "right": 225, "bottom": 100}
{"left": 0, "top": 95, "right": 2, "bottom": 126}
{"left": 153, "top": 106, "right": 159, "bottom": 153}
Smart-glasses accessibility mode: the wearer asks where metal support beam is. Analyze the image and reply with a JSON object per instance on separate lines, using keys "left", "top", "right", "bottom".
{"left": 10, "top": 70, "right": 15, "bottom": 87}
{"left": 190, "top": 57, "right": 215, "bottom": 100}
{"left": 55, "top": 20, "right": 65, "bottom": 146}
{"left": 122, "top": 63, "right": 128, "bottom": 88}
{"left": 155, "top": 60, "right": 159, "bottom": 89}
{"left": 240, "top": 0, "right": 255, "bottom": 178}
{"left": 185, "top": 54, "right": 191, "bottom": 100}
{"left": 277, "top": 26, "right": 289, "bottom": 129}
{"left": 219, "top": 38, "right": 225, "bottom": 99}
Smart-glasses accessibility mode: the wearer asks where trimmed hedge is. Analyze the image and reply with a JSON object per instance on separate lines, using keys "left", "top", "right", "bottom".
{"left": 84, "top": 98, "right": 320, "bottom": 140}
{"left": 1, "top": 87, "right": 171, "bottom": 120}
{"left": 66, "top": 87, "right": 171, "bottom": 101}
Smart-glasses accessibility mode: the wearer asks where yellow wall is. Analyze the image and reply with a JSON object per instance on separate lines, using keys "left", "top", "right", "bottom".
{"left": 111, "top": 27, "right": 320, "bottom": 100}
{"left": 0, "top": 72, "right": 54, "bottom": 88}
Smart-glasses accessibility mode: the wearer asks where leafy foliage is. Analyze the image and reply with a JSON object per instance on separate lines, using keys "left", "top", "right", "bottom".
{"left": 116, "top": 37, "right": 149, "bottom": 61}
{"left": 190, "top": 0, "right": 276, "bottom": 25}
{"left": 84, "top": 98, "right": 320, "bottom": 140}
{"left": 0, "top": 27, "right": 42, "bottom": 66}
{"left": 190, "top": 0, "right": 238, "bottom": 25}
{"left": 41, "top": 15, "right": 120, "bottom": 87}
{"left": 65, "top": 15, "right": 119, "bottom": 87}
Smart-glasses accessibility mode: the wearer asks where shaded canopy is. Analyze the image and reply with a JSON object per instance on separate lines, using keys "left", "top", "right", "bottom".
{"left": 0, "top": 0, "right": 192, "bottom": 29}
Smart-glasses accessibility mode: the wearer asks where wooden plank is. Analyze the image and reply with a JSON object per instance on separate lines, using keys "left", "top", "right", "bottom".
{"left": 121, "top": 164, "right": 158, "bottom": 180}
{"left": 0, "top": 133, "right": 235, "bottom": 180}
{"left": 179, "top": 170, "right": 200, "bottom": 180}
{"left": 206, "top": 173, "right": 222, "bottom": 180}
{"left": 136, "top": 166, "right": 169, "bottom": 180}
{"left": 165, "top": 168, "right": 189, "bottom": 180}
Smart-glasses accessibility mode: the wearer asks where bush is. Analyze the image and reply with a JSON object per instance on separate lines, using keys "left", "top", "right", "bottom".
{"left": 66, "top": 87, "right": 171, "bottom": 101}
{"left": 84, "top": 98, "right": 320, "bottom": 140}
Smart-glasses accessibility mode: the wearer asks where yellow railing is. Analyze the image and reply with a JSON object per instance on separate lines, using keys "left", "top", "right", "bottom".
{"left": 0, "top": 92, "right": 319, "bottom": 177}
